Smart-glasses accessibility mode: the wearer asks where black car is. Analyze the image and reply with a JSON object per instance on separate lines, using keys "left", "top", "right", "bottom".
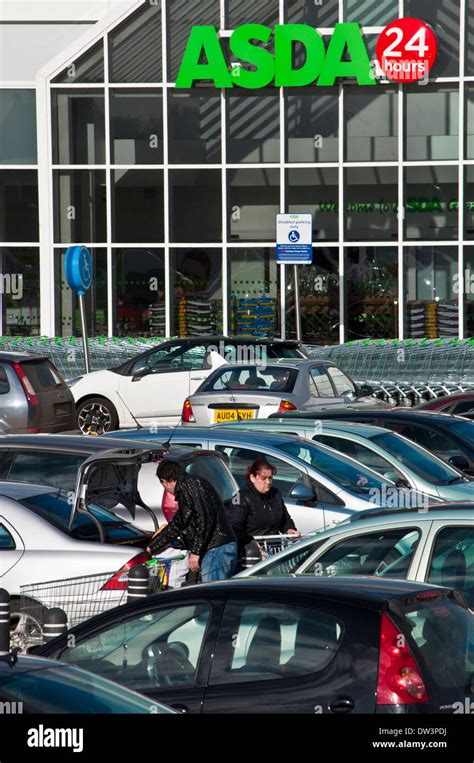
{"left": 271, "top": 409, "right": 474, "bottom": 476}
{"left": 33, "top": 577, "right": 473, "bottom": 714}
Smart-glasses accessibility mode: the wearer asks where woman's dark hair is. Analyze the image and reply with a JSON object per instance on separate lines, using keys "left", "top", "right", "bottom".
{"left": 246, "top": 459, "right": 277, "bottom": 479}
{"left": 157, "top": 460, "right": 182, "bottom": 482}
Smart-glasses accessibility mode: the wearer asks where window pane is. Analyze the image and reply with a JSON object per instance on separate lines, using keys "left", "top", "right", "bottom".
{"left": 229, "top": 168, "right": 279, "bottom": 242}
{"left": 53, "top": 170, "right": 106, "bottom": 244}
{"left": 465, "top": 86, "right": 474, "bottom": 160}
{"left": 109, "top": 3, "right": 162, "bottom": 83}
{"left": 169, "top": 91, "right": 221, "bottom": 164}
{"left": 170, "top": 170, "right": 221, "bottom": 243}
{"left": 309, "top": 366, "right": 334, "bottom": 397}
{"left": 0, "top": 171, "right": 38, "bottom": 242}
{"left": 287, "top": 168, "right": 338, "bottom": 242}
{"left": 52, "top": 41, "right": 104, "bottom": 83}
{"left": 0, "top": 524, "right": 14, "bottom": 549}
{"left": 228, "top": 248, "right": 279, "bottom": 337}
{"left": 345, "top": 167, "right": 398, "bottom": 242}
{"left": 215, "top": 444, "right": 304, "bottom": 495}
{"left": 405, "top": 0, "right": 460, "bottom": 77}
{"left": 8, "top": 451, "right": 84, "bottom": 491}
{"left": 406, "top": 86, "right": 458, "bottom": 162}
{"left": 427, "top": 526, "right": 474, "bottom": 607}
{"left": 110, "top": 90, "right": 163, "bottom": 164}
{"left": 227, "top": 0, "right": 279, "bottom": 26}
{"left": 466, "top": 168, "right": 474, "bottom": 240}
{"left": 286, "top": 90, "right": 338, "bottom": 163}
{"left": 0, "top": 90, "right": 37, "bottom": 164}
{"left": 170, "top": 248, "right": 223, "bottom": 336}
{"left": 286, "top": 0, "right": 338, "bottom": 26}
{"left": 405, "top": 166, "right": 458, "bottom": 241}
{"left": 464, "top": 246, "right": 474, "bottom": 337}
{"left": 112, "top": 170, "right": 164, "bottom": 243}
{"left": 113, "top": 248, "right": 165, "bottom": 338}
{"left": 343, "top": 0, "right": 397, "bottom": 25}
{"left": 210, "top": 600, "right": 344, "bottom": 683}
{"left": 346, "top": 247, "right": 398, "bottom": 340}
{"left": 467, "top": 0, "right": 474, "bottom": 75}
{"left": 345, "top": 89, "right": 397, "bottom": 162}
{"left": 405, "top": 246, "right": 458, "bottom": 339}
{"left": 52, "top": 91, "right": 105, "bottom": 165}
{"left": 227, "top": 93, "right": 279, "bottom": 164}
{"left": 0, "top": 248, "right": 39, "bottom": 336}
{"left": 168, "top": 0, "right": 220, "bottom": 81}
{"left": 285, "top": 249, "right": 340, "bottom": 344}
{"left": 55, "top": 248, "right": 107, "bottom": 337}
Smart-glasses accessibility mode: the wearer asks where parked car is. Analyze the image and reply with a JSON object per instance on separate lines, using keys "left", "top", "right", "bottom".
{"left": 214, "top": 419, "right": 474, "bottom": 502}
{"left": 271, "top": 409, "right": 474, "bottom": 476}
{"left": 68, "top": 336, "right": 308, "bottom": 433}
{"left": 0, "top": 352, "right": 74, "bottom": 434}
{"left": 0, "top": 434, "right": 239, "bottom": 532}
{"left": 237, "top": 505, "right": 474, "bottom": 608}
{"left": 182, "top": 360, "right": 384, "bottom": 426}
{"left": 109, "top": 427, "right": 435, "bottom": 533}
{"left": 32, "top": 577, "right": 473, "bottom": 714}
{"left": 415, "top": 391, "right": 474, "bottom": 418}
{"left": 0, "top": 653, "right": 174, "bottom": 714}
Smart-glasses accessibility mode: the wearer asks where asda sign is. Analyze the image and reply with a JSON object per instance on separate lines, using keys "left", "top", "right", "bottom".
{"left": 176, "top": 19, "right": 437, "bottom": 89}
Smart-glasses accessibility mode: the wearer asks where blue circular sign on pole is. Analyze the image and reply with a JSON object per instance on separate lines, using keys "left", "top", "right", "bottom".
{"left": 65, "top": 246, "right": 93, "bottom": 296}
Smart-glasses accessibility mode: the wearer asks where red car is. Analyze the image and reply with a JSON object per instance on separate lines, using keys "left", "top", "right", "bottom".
{"left": 415, "top": 391, "right": 474, "bottom": 417}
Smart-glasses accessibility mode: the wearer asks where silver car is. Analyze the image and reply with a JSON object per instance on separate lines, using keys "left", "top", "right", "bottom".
{"left": 182, "top": 359, "right": 385, "bottom": 425}
{"left": 214, "top": 419, "right": 474, "bottom": 502}
{"left": 236, "top": 504, "right": 474, "bottom": 608}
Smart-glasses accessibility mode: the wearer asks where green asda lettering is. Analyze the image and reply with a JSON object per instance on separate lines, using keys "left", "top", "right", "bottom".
{"left": 176, "top": 23, "right": 374, "bottom": 89}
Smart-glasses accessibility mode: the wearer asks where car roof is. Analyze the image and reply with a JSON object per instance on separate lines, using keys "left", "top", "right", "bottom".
{"left": 276, "top": 410, "right": 472, "bottom": 425}
{"left": 0, "top": 433, "right": 196, "bottom": 456}
{"left": 0, "top": 352, "right": 50, "bottom": 363}
{"left": 228, "top": 420, "right": 389, "bottom": 437}
{"left": 345, "top": 503, "right": 474, "bottom": 523}
{"left": 201, "top": 359, "right": 331, "bottom": 372}
{"left": 0, "top": 654, "right": 65, "bottom": 675}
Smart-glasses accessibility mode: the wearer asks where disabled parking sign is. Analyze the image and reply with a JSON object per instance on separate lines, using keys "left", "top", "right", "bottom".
{"left": 276, "top": 214, "right": 312, "bottom": 264}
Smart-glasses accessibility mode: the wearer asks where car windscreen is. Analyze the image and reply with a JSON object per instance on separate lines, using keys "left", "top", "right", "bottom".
{"left": 202, "top": 366, "right": 298, "bottom": 393}
{"left": 371, "top": 432, "right": 464, "bottom": 485}
{"left": 18, "top": 492, "right": 146, "bottom": 543}
{"left": 183, "top": 455, "right": 237, "bottom": 503}
{"left": 275, "top": 440, "right": 394, "bottom": 496}
{"left": 400, "top": 597, "right": 474, "bottom": 697}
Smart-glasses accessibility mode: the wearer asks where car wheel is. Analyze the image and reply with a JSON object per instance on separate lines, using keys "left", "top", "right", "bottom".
{"left": 76, "top": 397, "right": 119, "bottom": 435}
{"left": 10, "top": 597, "right": 46, "bottom": 654}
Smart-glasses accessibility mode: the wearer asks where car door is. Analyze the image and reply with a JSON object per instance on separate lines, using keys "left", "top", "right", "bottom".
{"left": 201, "top": 594, "right": 379, "bottom": 713}
{"left": 0, "top": 517, "right": 25, "bottom": 576}
{"left": 416, "top": 521, "right": 474, "bottom": 608}
{"left": 118, "top": 344, "right": 208, "bottom": 422}
{"left": 53, "top": 598, "right": 223, "bottom": 713}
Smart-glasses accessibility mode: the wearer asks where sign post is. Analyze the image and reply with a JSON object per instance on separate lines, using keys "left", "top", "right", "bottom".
{"left": 276, "top": 214, "right": 313, "bottom": 342}
{"left": 65, "top": 246, "right": 93, "bottom": 374}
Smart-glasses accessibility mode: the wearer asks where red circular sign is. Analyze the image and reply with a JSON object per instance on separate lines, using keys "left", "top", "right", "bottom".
{"left": 376, "top": 18, "right": 437, "bottom": 83}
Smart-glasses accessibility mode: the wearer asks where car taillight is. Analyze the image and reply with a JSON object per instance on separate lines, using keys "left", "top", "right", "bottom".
{"left": 376, "top": 613, "right": 428, "bottom": 705}
{"left": 277, "top": 400, "right": 297, "bottom": 414}
{"left": 12, "top": 362, "right": 39, "bottom": 406}
{"left": 182, "top": 398, "right": 196, "bottom": 423}
{"left": 101, "top": 551, "right": 151, "bottom": 591}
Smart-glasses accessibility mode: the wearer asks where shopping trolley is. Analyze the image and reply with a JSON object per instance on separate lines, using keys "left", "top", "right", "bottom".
{"left": 240, "top": 534, "right": 306, "bottom": 569}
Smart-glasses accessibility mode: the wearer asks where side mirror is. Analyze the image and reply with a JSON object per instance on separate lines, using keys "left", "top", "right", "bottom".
{"left": 383, "top": 471, "right": 410, "bottom": 488}
{"left": 131, "top": 367, "right": 150, "bottom": 382}
{"left": 448, "top": 455, "right": 469, "bottom": 472}
{"left": 289, "top": 483, "right": 316, "bottom": 502}
{"left": 358, "top": 383, "right": 374, "bottom": 397}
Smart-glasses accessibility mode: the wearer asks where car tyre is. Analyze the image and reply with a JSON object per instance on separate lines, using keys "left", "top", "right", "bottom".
{"left": 10, "top": 597, "right": 46, "bottom": 654}
{"left": 76, "top": 396, "right": 119, "bottom": 434}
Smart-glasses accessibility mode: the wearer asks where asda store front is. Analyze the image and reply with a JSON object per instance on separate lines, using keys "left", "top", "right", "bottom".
{"left": 18, "top": 0, "right": 474, "bottom": 341}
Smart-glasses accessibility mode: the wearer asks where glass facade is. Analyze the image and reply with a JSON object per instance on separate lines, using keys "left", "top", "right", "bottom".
{"left": 4, "top": 1, "right": 474, "bottom": 340}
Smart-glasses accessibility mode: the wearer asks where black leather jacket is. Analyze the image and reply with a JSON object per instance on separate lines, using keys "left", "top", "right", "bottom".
{"left": 149, "top": 474, "right": 235, "bottom": 557}
{"left": 229, "top": 482, "right": 296, "bottom": 547}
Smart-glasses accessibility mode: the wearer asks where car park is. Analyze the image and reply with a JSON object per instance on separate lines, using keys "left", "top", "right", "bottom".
{"left": 237, "top": 505, "right": 474, "bottom": 609}
{"left": 32, "top": 576, "right": 473, "bottom": 714}
{"left": 0, "top": 653, "right": 174, "bottom": 714}
{"left": 182, "top": 360, "right": 384, "bottom": 426}
{"left": 214, "top": 419, "right": 474, "bottom": 502}
{"left": 109, "top": 427, "right": 435, "bottom": 533}
{"left": 0, "top": 352, "right": 74, "bottom": 434}
{"left": 272, "top": 409, "right": 474, "bottom": 476}
{"left": 68, "top": 336, "right": 308, "bottom": 433}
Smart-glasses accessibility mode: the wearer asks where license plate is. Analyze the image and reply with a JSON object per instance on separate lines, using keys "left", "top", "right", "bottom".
{"left": 213, "top": 409, "right": 255, "bottom": 423}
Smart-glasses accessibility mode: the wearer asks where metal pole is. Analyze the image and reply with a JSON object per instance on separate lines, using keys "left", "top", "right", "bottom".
{"left": 293, "top": 264, "right": 302, "bottom": 342}
{"left": 78, "top": 293, "right": 91, "bottom": 374}
{"left": 0, "top": 589, "right": 10, "bottom": 655}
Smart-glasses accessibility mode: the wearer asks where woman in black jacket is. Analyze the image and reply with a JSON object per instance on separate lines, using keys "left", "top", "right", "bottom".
{"left": 231, "top": 459, "right": 300, "bottom": 568}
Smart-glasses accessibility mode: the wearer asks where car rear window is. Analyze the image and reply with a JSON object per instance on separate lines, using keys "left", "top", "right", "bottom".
{"left": 183, "top": 455, "right": 237, "bottom": 503}
{"left": 203, "top": 366, "right": 298, "bottom": 393}
{"left": 20, "top": 361, "right": 63, "bottom": 390}
{"left": 401, "top": 597, "right": 474, "bottom": 694}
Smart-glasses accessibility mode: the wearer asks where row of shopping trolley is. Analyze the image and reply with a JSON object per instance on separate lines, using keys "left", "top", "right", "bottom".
{"left": 17, "top": 536, "right": 300, "bottom": 652}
